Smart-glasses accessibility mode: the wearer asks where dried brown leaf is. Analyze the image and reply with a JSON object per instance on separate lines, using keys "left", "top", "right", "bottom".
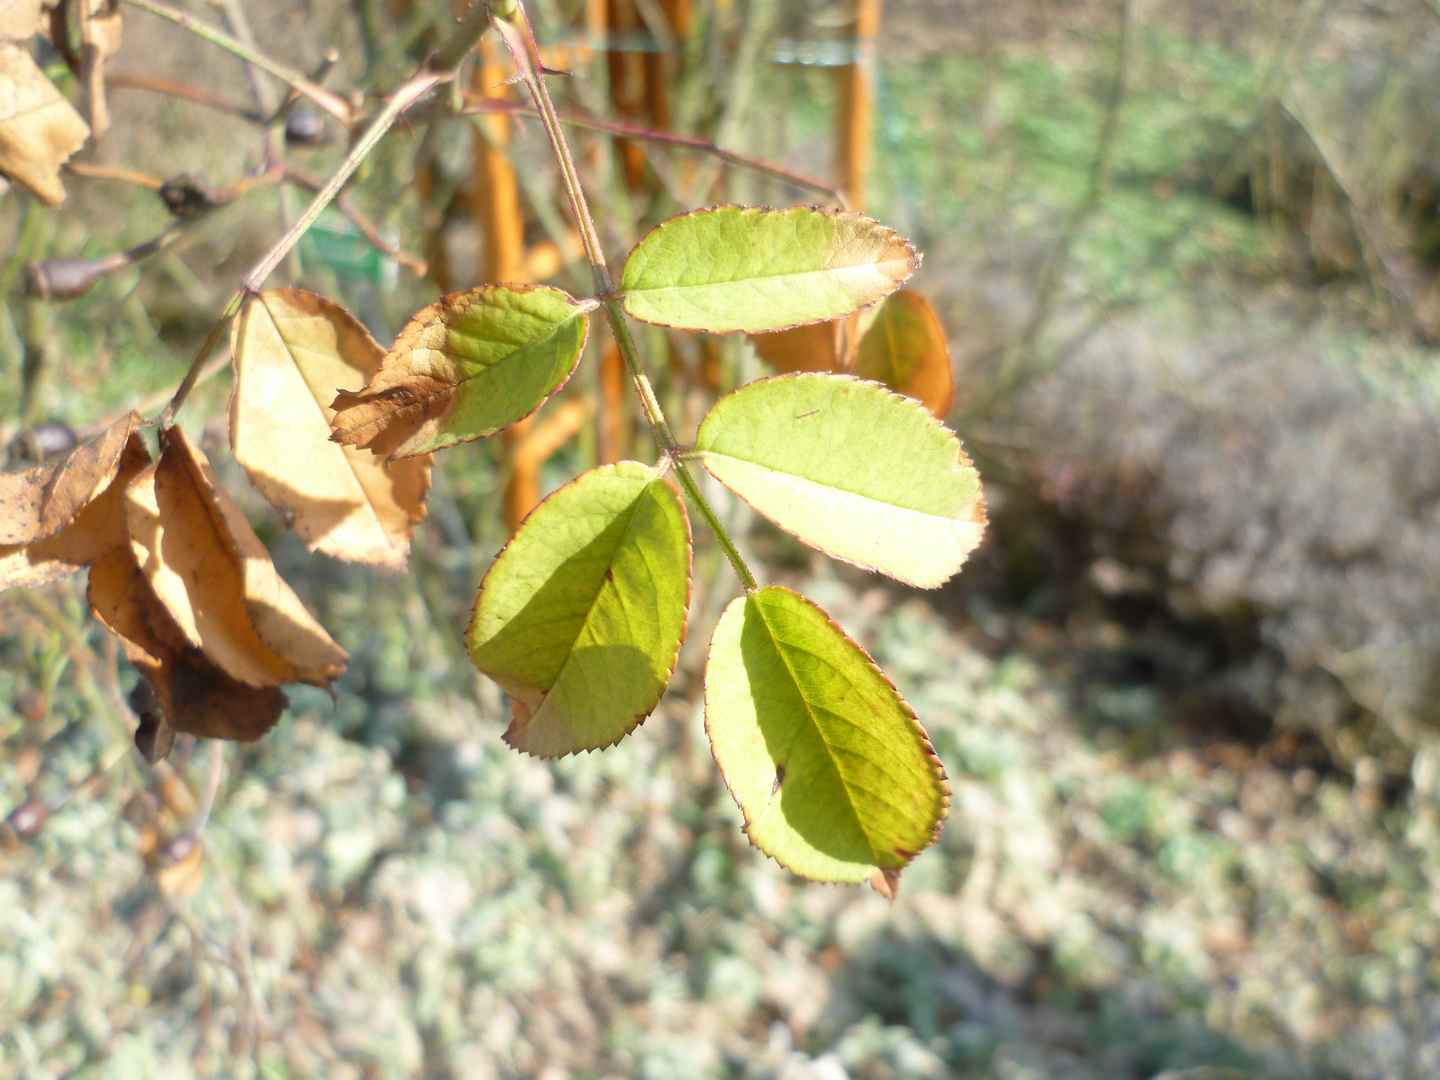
{"left": 125, "top": 426, "right": 348, "bottom": 691}
{"left": 87, "top": 546, "right": 288, "bottom": 748}
{"left": 230, "top": 289, "right": 431, "bottom": 570}
{"left": 748, "top": 321, "right": 842, "bottom": 375}
{"left": 0, "top": 411, "right": 138, "bottom": 546}
{"left": 854, "top": 289, "right": 954, "bottom": 418}
{"left": 0, "top": 431, "right": 149, "bottom": 590}
{"left": 0, "top": 0, "right": 44, "bottom": 42}
{"left": 0, "top": 43, "right": 89, "bottom": 205}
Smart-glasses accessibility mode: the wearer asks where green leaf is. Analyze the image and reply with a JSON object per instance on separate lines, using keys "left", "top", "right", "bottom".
{"left": 695, "top": 374, "right": 986, "bottom": 588}
{"left": 467, "top": 462, "right": 692, "bottom": 757}
{"left": 330, "top": 284, "right": 590, "bottom": 459}
{"left": 705, "top": 586, "right": 948, "bottom": 889}
{"left": 620, "top": 206, "right": 917, "bottom": 334}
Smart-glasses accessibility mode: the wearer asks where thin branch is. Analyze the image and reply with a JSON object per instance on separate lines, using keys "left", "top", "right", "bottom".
{"left": 450, "top": 93, "right": 846, "bottom": 205}
{"left": 120, "top": 0, "right": 355, "bottom": 128}
{"left": 160, "top": 2, "right": 491, "bottom": 426}
{"left": 107, "top": 71, "right": 261, "bottom": 121}
{"left": 284, "top": 164, "right": 429, "bottom": 276}
{"left": 64, "top": 160, "right": 166, "bottom": 189}
{"left": 78, "top": 350, "right": 229, "bottom": 441}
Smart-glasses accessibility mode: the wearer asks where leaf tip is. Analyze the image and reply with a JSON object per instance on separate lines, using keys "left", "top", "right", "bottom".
{"left": 869, "top": 866, "right": 902, "bottom": 901}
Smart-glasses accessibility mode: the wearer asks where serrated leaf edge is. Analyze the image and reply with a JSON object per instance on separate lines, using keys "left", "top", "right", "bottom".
{"left": 702, "top": 585, "right": 951, "bottom": 884}
{"left": 696, "top": 372, "right": 987, "bottom": 589}
{"left": 620, "top": 204, "right": 920, "bottom": 336}
{"left": 333, "top": 282, "right": 591, "bottom": 461}
{"left": 467, "top": 460, "right": 695, "bottom": 759}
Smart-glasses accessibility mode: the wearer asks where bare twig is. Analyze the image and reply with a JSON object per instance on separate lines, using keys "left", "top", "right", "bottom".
{"left": 284, "top": 164, "right": 429, "bottom": 276}
{"left": 120, "top": 0, "right": 355, "bottom": 128}
{"left": 64, "top": 160, "right": 166, "bottom": 189}
{"left": 449, "top": 93, "right": 846, "bottom": 205}
{"left": 107, "top": 71, "right": 261, "bottom": 121}
{"left": 495, "top": 3, "right": 758, "bottom": 592}
{"left": 160, "top": 2, "right": 491, "bottom": 427}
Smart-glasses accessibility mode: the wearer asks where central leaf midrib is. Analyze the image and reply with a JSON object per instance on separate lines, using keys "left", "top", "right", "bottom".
{"left": 537, "top": 481, "right": 656, "bottom": 706}
{"left": 753, "top": 598, "right": 881, "bottom": 864}
{"left": 628, "top": 260, "right": 907, "bottom": 296}
{"left": 702, "top": 450, "right": 950, "bottom": 519}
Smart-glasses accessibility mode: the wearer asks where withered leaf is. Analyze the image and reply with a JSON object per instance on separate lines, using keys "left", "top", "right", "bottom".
{"left": 853, "top": 289, "right": 955, "bottom": 418}
{"left": 125, "top": 426, "right": 348, "bottom": 691}
{"left": 749, "top": 320, "right": 843, "bottom": 375}
{"left": 0, "top": 43, "right": 90, "bottom": 206}
{"left": 0, "top": 0, "right": 44, "bottom": 42}
{"left": 0, "top": 411, "right": 139, "bottom": 546}
{"left": 87, "top": 546, "right": 287, "bottom": 749}
{"left": 329, "top": 284, "right": 589, "bottom": 460}
{"left": 0, "top": 431, "right": 149, "bottom": 590}
{"left": 230, "top": 289, "right": 431, "bottom": 570}
{"left": 79, "top": 0, "right": 122, "bottom": 138}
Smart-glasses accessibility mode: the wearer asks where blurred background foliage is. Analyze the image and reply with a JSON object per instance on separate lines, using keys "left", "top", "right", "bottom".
{"left": 5, "top": 0, "right": 1440, "bottom": 1076}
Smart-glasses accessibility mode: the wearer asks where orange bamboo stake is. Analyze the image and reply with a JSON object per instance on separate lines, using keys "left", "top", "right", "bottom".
{"left": 607, "top": 0, "right": 650, "bottom": 190}
{"left": 835, "top": 0, "right": 882, "bottom": 366}
{"left": 597, "top": 341, "right": 629, "bottom": 463}
{"left": 835, "top": 0, "right": 881, "bottom": 212}
{"left": 471, "top": 39, "right": 544, "bottom": 534}
{"left": 471, "top": 38, "right": 526, "bottom": 284}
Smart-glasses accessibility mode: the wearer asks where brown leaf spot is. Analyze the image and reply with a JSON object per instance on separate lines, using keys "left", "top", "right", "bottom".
{"left": 331, "top": 374, "right": 455, "bottom": 459}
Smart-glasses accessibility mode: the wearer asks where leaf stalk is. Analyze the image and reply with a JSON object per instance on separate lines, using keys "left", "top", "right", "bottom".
{"left": 496, "top": 2, "right": 758, "bottom": 592}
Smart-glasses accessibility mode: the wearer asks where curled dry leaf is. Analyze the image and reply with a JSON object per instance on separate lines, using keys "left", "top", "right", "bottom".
{"left": 231, "top": 288, "right": 431, "bottom": 570}
{"left": 748, "top": 320, "right": 842, "bottom": 375}
{"left": 853, "top": 289, "right": 954, "bottom": 418}
{"left": 0, "top": 43, "right": 90, "bottom": 206}
{"left": 125, "top": 426, "right": 348, "bottom": 692}
{"left": 87, "top": 545, "right": 288, "bottom": 749}
{"left": 0, "top": 0, "right": 45, "bottom": 42}
{"left": 0, "top": 429, "right": 149, "bottom": 590}
{"left": 0, "top": 411, "right": 139, "bottom": 546}
{"left": 330, "top": 283, "right": 589, "bottom": 460}
{"left": 79, "top": 0, "right": 122, "bottom": 138}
